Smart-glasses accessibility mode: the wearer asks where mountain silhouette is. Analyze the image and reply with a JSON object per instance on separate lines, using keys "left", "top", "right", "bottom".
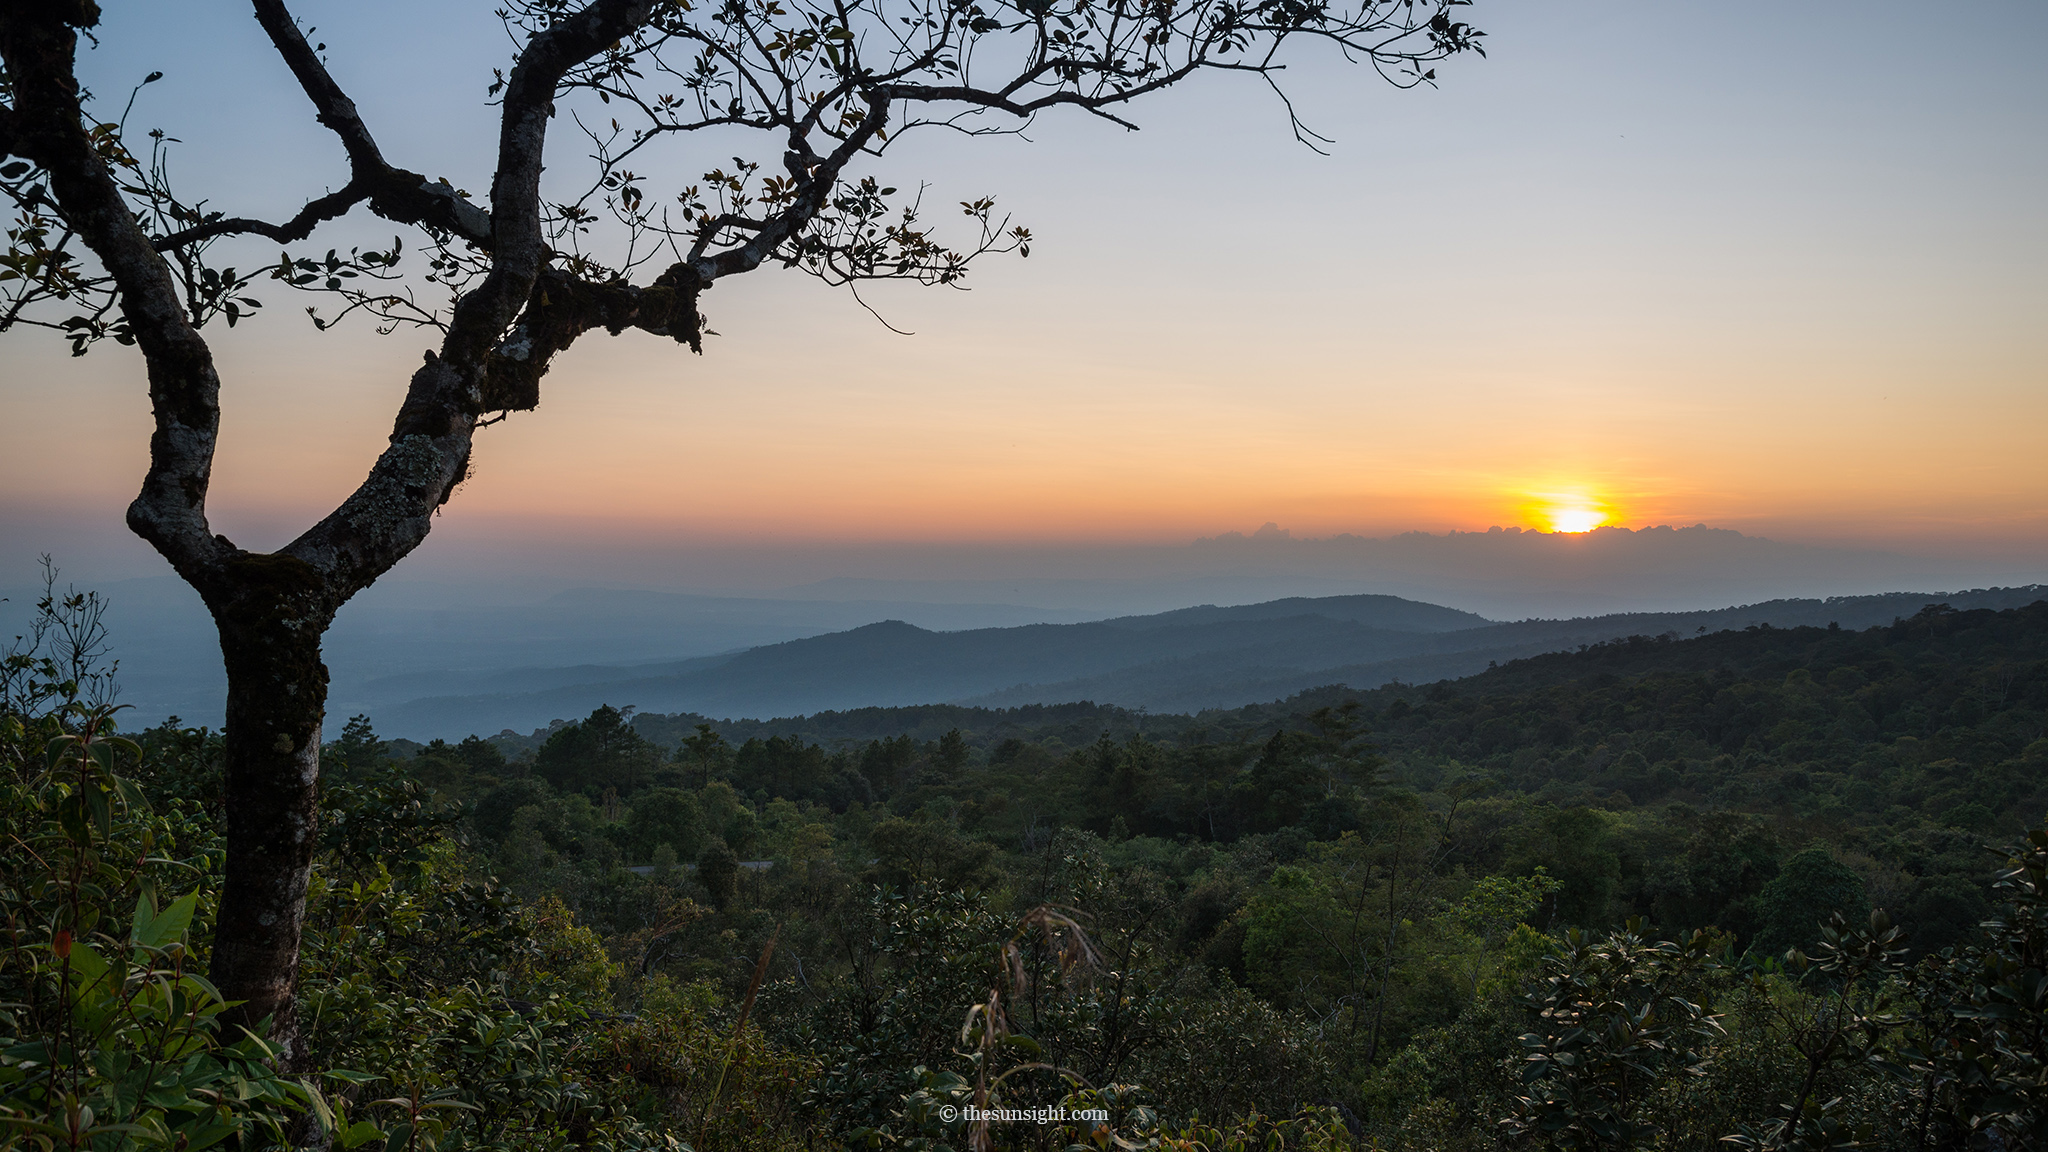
{"left": 372, "top": 586, "right": 2047, "bottom": 738}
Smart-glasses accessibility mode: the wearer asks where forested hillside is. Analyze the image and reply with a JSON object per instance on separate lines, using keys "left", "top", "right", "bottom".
{"left": 6, "top": 596, "right": 2047, "bottom": 1148}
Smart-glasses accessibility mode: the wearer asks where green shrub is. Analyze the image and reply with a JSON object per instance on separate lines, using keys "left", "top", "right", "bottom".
{"left": 0, "top": 705, "right": 333, "bottom": 1150}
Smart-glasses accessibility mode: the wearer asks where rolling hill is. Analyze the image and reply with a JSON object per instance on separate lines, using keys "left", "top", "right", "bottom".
{"left": 371, "top": 586, "right": 2048, "bottom": 738}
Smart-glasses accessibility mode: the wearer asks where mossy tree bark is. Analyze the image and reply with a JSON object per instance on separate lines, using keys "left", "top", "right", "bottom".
{"left": 207, "top": 563, "right": 334, "bottom": 1051}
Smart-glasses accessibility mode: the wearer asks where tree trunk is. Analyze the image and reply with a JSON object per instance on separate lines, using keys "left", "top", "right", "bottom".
{"left": 203, "top": 555, "right": 337, "bottom": 1064}
{"left": 1, "top": 1, "right": 681, "bottom": 1075}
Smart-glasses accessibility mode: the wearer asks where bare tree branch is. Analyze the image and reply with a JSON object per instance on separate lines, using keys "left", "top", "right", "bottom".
{"left": 150, "top": 180, "right": 370, "bottom": 251}
{"left": 248, "top": 0, "right": 495, "bottom": 248}
{"left": 482, "top": 262, "right": 704, "bottom": 411}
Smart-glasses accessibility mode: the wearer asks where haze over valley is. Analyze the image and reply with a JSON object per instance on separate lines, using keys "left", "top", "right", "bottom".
{"left": 13, "top": 521, "right": 2038, "bottom": 739}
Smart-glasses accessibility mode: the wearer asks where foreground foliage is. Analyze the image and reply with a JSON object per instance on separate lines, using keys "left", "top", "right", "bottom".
{"left": 0, "top": 703, "right": 313, "bottom": 1150}
{"left": 6, "top": 591, "right": 2048, "bottom": 1148}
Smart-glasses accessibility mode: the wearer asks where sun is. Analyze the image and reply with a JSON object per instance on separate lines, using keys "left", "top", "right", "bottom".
{"left": 1520, "top": 490, "right": 1615, "bottom": 533}
{"left": 1548, "top": 506, "right": 1607, "bottom": 533}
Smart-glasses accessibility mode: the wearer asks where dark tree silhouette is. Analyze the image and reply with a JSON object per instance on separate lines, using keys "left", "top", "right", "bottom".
{"left": 0, "top": 0, "right": 1483, "bottom": 1059}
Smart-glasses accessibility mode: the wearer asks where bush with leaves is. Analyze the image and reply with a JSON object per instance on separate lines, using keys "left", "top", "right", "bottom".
{"left": 1898, "top": 822, "right": 2048, "bottom": 1151}
{"left": 1719, "top": 912, "right": 1909, "bottom": 1152}
{"left": 0, "top": 704, "right": 338, "bottom": 1150}
{"left": 1504, "top": 919, "right": 1726, "bottom": 1150}
{"left": 786, "top": 886, "right": 1016, "bottom": 1137}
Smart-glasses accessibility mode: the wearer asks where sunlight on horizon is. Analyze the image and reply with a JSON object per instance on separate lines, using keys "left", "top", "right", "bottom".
{"left": 1526, "top": 492, "right": 1615, "bottom": 534}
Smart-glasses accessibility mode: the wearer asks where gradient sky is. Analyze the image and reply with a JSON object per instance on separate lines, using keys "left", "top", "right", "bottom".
{"left": 4, "top": 0, "right": 2044, "bottom": 592}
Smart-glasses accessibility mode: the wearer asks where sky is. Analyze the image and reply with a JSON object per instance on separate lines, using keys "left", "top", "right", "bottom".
{"left": 3, "top": 0, "right": 2045, "bottom": 602}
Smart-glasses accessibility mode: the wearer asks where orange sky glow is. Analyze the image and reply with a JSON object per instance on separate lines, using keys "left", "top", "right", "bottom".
{"left": 2, "top": 0, "right": 2043, "bottom": 586}
{"left": 10, "top": 296, "right": 2041, "bottom": 561}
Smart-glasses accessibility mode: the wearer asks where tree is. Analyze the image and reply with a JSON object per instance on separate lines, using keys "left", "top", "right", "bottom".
{"left": 698, "top": 838, "right": 740, "bottom": 912}
{"left": 1753, "top": 846, "right": 1870, "bottom": 959}
{"left": 0, "top": 0, "right": 1483, "bottom": 1059}
{"left": 325, "top": 713, "right": 388, "bottom": 781}
{"left": 626, "top": 786, "right": 707, "bottom": 861}
{"left": 935, "top": 728, "right": 970, "bottom": 776}
{"left": 534, "top": 703, "right": 659, "bottom": 796}
{"left": 678, "top": 722, "right": 732, "bottom": 789}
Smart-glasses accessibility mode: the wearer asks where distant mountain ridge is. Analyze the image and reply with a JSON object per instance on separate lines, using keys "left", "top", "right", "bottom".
{"left": 1099, "top": 594, "right": 1490, "bottom": 633}
{"left": 372, "top": 585, "right": 2048, "bottom": 739}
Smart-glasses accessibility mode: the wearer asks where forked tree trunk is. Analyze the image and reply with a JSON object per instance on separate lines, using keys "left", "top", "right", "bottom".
{"left": 205, "top": 556, "right": 336, "bottom": 1059}
{"left": 3, "top": 0, "right": 699, "bottom": 1070}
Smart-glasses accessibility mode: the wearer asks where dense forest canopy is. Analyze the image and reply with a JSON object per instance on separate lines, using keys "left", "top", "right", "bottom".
{"left": 447, "top": 599, "right": 2048, "bottom": 960}
{"left": 5, "top": 594, "right": 2046, "bottom": 1148}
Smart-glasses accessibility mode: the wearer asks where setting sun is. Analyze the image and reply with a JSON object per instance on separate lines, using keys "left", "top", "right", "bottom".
{"left": 1548, "top": 507, "right": 1607, "bottom": 533}
{"left": 1521, "top": 491, "right": 1615, "bottom": 533}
